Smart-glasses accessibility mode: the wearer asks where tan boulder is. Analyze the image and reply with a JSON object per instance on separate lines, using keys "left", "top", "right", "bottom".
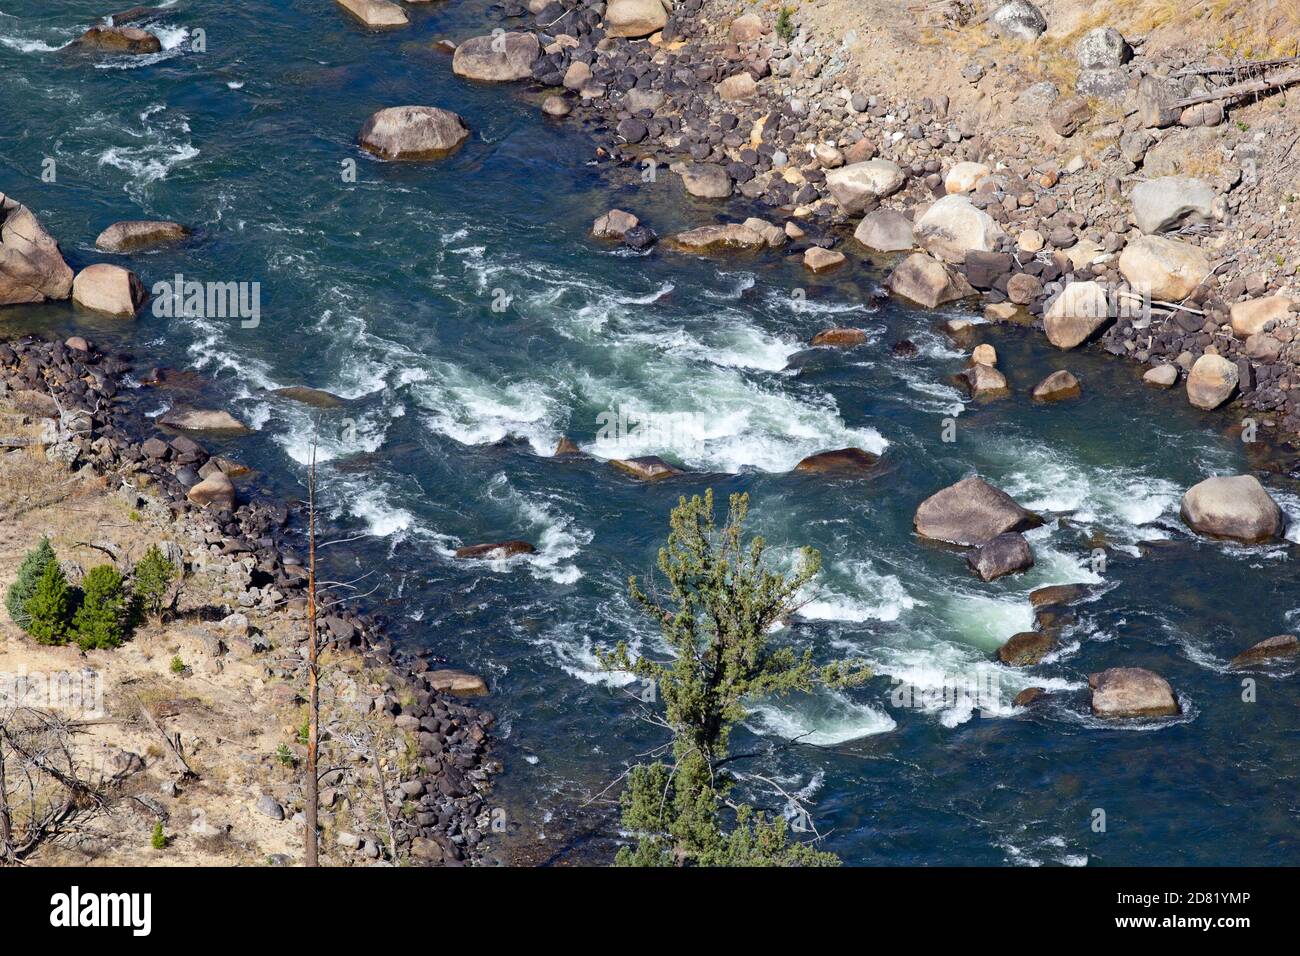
{"left": 358, "top": 106, "right": 468, "bottom": 159}
{"left": 426, "top": 669, "right": 489, "bottom": 697}
{"left": 0, "top": 193, "right": 74, "bottom": 305}
{"left": 604, "top": 0, "right": 668, "bottom": 38}
{"left": 159, "top": 406, "right": 251, "bottom": 434}
{"left": 451, "top": 33, "right": 539, "bottom": 81}
{"left": 957, "top": 362, "right": 1009, "bottom": 400}
{"left": 803, "top": 247, "right": 845, "bottom": 272}
{"left": 1229, "top": 296, "right": 1292, "bottom": 338}
{"left": 1230, "top": 634, "right": 1299, "bottom": 668}
{"left": 610, "top": 456, "right": 682, "bottom": 481}
{"left": 886, "top": 252, "right": 974, "bottom": 309}
{"left": 1089, "top": 667, "right": 1179, "bottom": 718}
{"left": 1118, "top": 235, "right": 1210, "bottom": 300}
{"left": 592, "top": 209, "right": 639, "bottom": 240}
{"left": 853, "top": 208, "right": 914, "bottom": 253}
{"left": 825, "top": 159, "right": 906, "bottom": 213}
{"left": 716, "top": 72, "right": 758, "bottom": 101}
{"left": 1179, "top": 474, "right": 1283, "bottom": 543}
{"left": 1143, "top": 364, "right": 1177, "bottom": 387}
{"left": 998, "top": 631, "right": 1055, "bottom": 666}
{"left": 665, "top": 223, "right": 766, "bottom": 253}
{"left": 1043, "top": 280, "right": 1111, "bottom": 349}
{"left": 454, "top": 540, "right": 536, "bottom": 559}
{"left": 71, "top": 264, "right": 144, "bottom": 317}
{"left": 729, "top": 12, "right": 764, "bottom": 42}
{"left": 95, "top": 220, "right": 189, "bottom": 253}
{"left": 186, "top": 470, "right": 236, "bottom": 510}
{"left": 914, "top": 195, "right": 1006, "bottom": 262}
{"left": 944, "top": 161, "right": 991, "bottom": 194}
{"left": 1185, "top": 353, "right": 1238, "bottom": 410}
{"left": 1032, "top": 369, "right": 1081, "bottom": 401}
{"left": 334, "top": 0, "right": 409, "bottom": 28}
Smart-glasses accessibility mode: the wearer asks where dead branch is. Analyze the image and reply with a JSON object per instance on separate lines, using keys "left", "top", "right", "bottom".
{"left": 134, "top": 699, "right": 196, "bottom": 780}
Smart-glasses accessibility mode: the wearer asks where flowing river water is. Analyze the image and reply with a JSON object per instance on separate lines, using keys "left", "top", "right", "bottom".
{"left": 3, "top": 0, "right": 1298, "bottom": 865}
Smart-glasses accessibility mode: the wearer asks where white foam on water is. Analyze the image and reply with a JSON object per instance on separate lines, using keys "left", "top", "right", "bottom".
{"left": 746, "top": 691, "right": 897, "bottom": 745}
{"left": 798, "top": 558, "right": 919, "bottom": 623}
{"left": 482, "top": 473, "right": 591, "bottom": 584}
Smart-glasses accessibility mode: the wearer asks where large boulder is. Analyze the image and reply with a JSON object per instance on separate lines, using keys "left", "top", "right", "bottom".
{"left": 592, "top": 209, "right": 639, "bottom": 240}
{"left": 604, "top": 0, "right": 668, "bottom": 38}
{"left": 1131, "top": 177, "right": 1216, "bottom": 234}
{"left": 680, "top": 164, "right": 733, "bottom": 198}
{"left": 886, "top": 253, "right": 973, "bottom": 308}
{"left": 825, "top": 160, "right": 906, "bottom": 213}
{"left": 730, "top": 12, "right": 764, "bottom": 42}
{"left": 810, "top": 328, "right": 868, "bottom": 347}
{"left": 914, "top": 475, "right": 1042, "bottom": 547}
{"left": 792, "top": 448, "right": 879, "bottom": 474}
{"left": 1089, "top": 667, "right": 1178, "bottom": 719}
{"left": 334, "top": 0, "right": 409, "bottom": 28}
{"left": 187, "top": 471, "right": 235, "bottom": 510}
{"left": 1230, "top": 296, "right": 1292, "bottom": 338}
{"left": 1076, "top": 27, "right": 1130, "bottom": 70}
{"left": 1179, "top": 474, "right": 1283, "bottom": 543}
{"left": 359, "top": 106, "right": 468, "bottom": 159}
{"left": 0, "top": 193, "right": 73, "bottom": 305}
{"left": 989, "top": 1, "right": 1047, "bottom": 41}
{"left": 853, "top": 208, "right": 914, "bottom": 252}
{"left": 451, "top": 33, "right": 539, "bottom": 82}
{"left": 716, "top": 73, "right": 758, "bottom": 101}
{"left": 75, "top": 25, "right": 162, "bottom": 53}
{"left": 966, "top": 532, "right": 1034, "bottom": 581}
{"left": 1230, "top": 634, "right": 1299, "bottom": 668}
{"left": 1043, "top": 280, "right": 1111, "bottom": 348}
{"left": 1185, "top": 353, "right": 1238, "bottom": 410}
{"left": 665, "top": 223, "right": 766, "bottom": 253}
{"left": 71, "top": 264, "right": 144, "bottom": 317}
{"left": 1118, "top": 235, "right": 1210, "bottom": 300}
{"left": 956, "top": 362, "right": 1009, "bottom": 400}
{"left": 804, "top": 247, "right": 845, "bottom": 272}
{"left": 914, "top": 195, "right": 1006, "bottom": 262}
{"left": 95, "top": 220, "right": 189, "bottom": 253}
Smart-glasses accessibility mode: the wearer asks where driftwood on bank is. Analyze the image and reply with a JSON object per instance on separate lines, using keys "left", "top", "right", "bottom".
{"left": 1170, "top": 67, "right": 1300, "bottom": 110}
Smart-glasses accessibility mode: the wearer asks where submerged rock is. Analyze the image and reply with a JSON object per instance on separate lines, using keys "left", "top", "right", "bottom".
{"left": 159, "top": 406, "right": 251, "bottom": 434}
{"left": 359, "top": 106, "right": 468, "bottom": 160}
{"left": 454, "top": 540, "right": 536, "bottom": 559}
{"left": 95, "top": 220, "right": 190, "bottom": 253}
{"left": 1180, "top": 474, "right": 1283, "bottom": 543}
{"left": 1013, "top": 686, "right": 1048, "bottom": 707}
{"left": 1032, "top": 369, "right": 1081, "bottom": 401}
{"left": 998, "top": 631, "right": 1055, "bottom": 666}
{"left": 0, "top": 193, "right": 74, "bottom": 305}
{"left": 1089, "top": 667, "right": 1179, "bottom": 718}
{"left": 967, "top": 532, "right": 1034, "bottom": 581}
{"left": 665, "top": 223, "right": 766, "bottom": 253}
{"left": 792, "top": 448, "right": 879, "bottom": 474}
{"left": 1230, "top": 634, "right": 1299, "bottom": 668}
{"left": 610, "top": 456, "right": 681, "bottom": 481}
{"left": 272, "top": 386, "right": 347, "bottom": 408}
{"left": 426, "top": 669, "right": 489, "bottom": 697}
{"left": 810, "top": 328, "right": 868, "bottom": 347}
{"left": 1028, "top": 583, "right": 1092, "bottom": 608}
{"left": 75, "top": 25, "right": 162, "bottom": 53}
{"left": 914, "top": 475, "right": 1042, "bottom": 547}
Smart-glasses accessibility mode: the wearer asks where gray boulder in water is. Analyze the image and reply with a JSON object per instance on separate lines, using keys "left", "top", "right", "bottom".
{"left": 914, "top": 475, "right": 1042, "bottom": 547}
{"left": 451, "top": 33, "right": 539, "bottom": 82}
{"left": 966, "top": 532, "right": 1034, "bottom": 581}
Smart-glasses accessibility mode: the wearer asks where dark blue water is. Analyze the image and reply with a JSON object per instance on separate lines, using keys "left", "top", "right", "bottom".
{"left": 3, "top": 0, "right": 1297, "bottom": 865}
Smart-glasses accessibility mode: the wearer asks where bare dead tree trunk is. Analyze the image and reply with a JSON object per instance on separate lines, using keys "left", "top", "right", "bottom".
{"left": 0, "top": 733, "right": 14, "bottom": 864}
{"left": 305, "top": 430, "right": 320, "bottom": 867}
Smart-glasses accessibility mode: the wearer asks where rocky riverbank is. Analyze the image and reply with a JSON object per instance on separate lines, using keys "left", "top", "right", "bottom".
{"left": 441, "top": 0, "right": 1300, "bottom": 445}
{"left": 0, "top": 335, "right": 497, "bottom": 865}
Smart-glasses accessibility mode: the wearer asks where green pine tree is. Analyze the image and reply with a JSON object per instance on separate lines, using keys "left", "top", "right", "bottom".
{"left": 599, "top": 490, "right": 870, "bottom": 867}
{"left": 5, "top": 536, "right": 56, "bottom": 631}
{"left": 131, "top": 544, "right": 176, "bottom": 623}
{"left": 72, "top": 564, "right": 129, "bottom": 650}
{"left": 24, "top": 558, "right": 71, "bottom": 645}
